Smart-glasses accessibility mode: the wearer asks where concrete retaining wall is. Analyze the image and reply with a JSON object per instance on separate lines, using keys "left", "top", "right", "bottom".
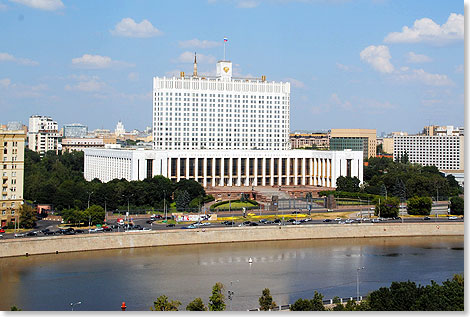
{"left": 0, "top": 222, "right": 463, "bottom": 258}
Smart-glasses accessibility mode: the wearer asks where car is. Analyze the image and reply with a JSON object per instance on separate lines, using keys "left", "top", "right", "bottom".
{"left": 221, "top": 221, "right": 228, "bottom": 225}
{"left": 182, "top": 225, "right": 197, "bottom": 229}
{"left": 259, "top": 219, "right": 268, "bottom": 223}
{"left": 393, "top": 217, "right": 402, "bottom": 220}
{"left": 103, "top": 227, "right": 113, "bottom": 232}
{"left": 75, "top": 229, "right": 84, "bottom": 234}
{"left": 334, "top": 217, "right": 342, "bottom": 221}
{"left": 356, "top": 218, "right": 362, "bottom": 222}
{"left": 166, "top": 223, "right": 175, "bottom": 227}
{"left": 372, "top": 219, "right": 380, "bottom": 223}
{"left": 273, "top": 219, "right": 281, "bottom": 224}
{"left": 323, "top": 219, "right": 332, "bottom": 222}
{"left": 249, "top": 222, "right": 259, "bottom": 226}
{"left": 0, "top": 234, "right": 2, "bottom": 238}
{"left": 0, "top": 229, "right": 5, "bottom": 233}
{"left": 362, "top": 218, "right": 370, "bottom": 222}
{"left": 146, "top": 220, "right": 154, "bottom": 224}
{"left": 303, "top": 218, "right": 312, "bottom": 222}
{"left": 54, "top": 229, "right": 64, "bottom": 235}
{"left": 26, "top": 231, "right": 38, "bottom": 236}
{"left": 292, "top": 221, "right": 301, "bottom": 225}
{"left": 41, "top": 228, "right": 50, "bottom": 234}
{"left": 225, "top": 221, "right": 235, "bottom": 226}
{"left": 201, "top": 222, "right": 211, "bottom": 226}
{"left": 448, "top": 216, "right": 458, "bottom": 220}
{"left": 243, "top": 221, "right": 251, "bottom": 225}
{"left": 14, "top": 233, "right": 25, "bottom": 238}
{"left": 265, "top": 221, "right": 273, "bottom": 224}
{"left": 143, "top": 227, "right": 152, "bottom": 231}
{"left": 44, "top": 230, "right": 55, "bottom": 235}
{"left": 133, "top": 225, "right": 143, "bottom": 230}
{"left": 345, "top": 219, "right": 354, "bottom": 224}
{"left": 63, "top": 230, "right": 76, "bottom": 235}
{"left": 423, "top": 216, "right": 431, "bottom": 220}
{"left": 292, "top": 211, "right": 301, "bottom": 214}
{"left": 287, "top": 219, "right": 296, "bottom": 223}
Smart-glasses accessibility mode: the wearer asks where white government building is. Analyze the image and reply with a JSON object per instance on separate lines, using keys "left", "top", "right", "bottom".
{"left": 84, "top": 57, "right": 363, "bottom": 187}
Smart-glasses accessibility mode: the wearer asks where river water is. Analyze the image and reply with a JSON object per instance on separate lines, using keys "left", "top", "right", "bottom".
{"left": 0, "top": 236, "right": 463, "bottom": 311}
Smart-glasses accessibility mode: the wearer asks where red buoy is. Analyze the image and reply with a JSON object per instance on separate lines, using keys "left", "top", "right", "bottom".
{"left": 121, "top": 302, "right": 127, "bottom": 311}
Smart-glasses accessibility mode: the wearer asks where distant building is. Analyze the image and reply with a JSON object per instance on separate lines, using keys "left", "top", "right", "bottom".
{"left": 0, "top": 127, "right": 26, "bottom": 227}
{"left": 61, "top": 138, "right": 105, "bottom": 153}
{"left": 63, "top": 123, "right": 88, "bottom": 138}
{"left": 422, "top": 125, "right": 464, "bottom": 136}
{"left": 27, "top": 115, "right": 59, "bottom": 156}
{"left": 290, "top": 132, "right": 329, "bottom": 149}
{"left": 329, "top": 129, "right": 377, "bottom": 159}
{"left": 115, "top": 121, "right": 125, "bottom": 137}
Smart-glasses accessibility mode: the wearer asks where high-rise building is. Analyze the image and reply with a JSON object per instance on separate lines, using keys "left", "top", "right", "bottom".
{"left": 329, "top": 129, "right": 377, "bottom": 159}
{"left": 394, "top": 129, "right": 464, "bottom": 172}
{"left": 85, "top": 57, "right": 363, "bottom": 187}
{"left": 152, "top": 56, "right": 290, "bottom": 151}
{"left": 0, "top": 127, "right": 26, "bottom": 227}
{"left": 63, "top": 123, "right": 88, "bottom": 138}
{"left": 28, "top": 115, "right": 59, "bottom": 156}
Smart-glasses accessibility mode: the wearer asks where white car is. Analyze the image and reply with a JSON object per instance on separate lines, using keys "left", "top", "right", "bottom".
{"left": 334, "top": 217, "right": 342, "bottom": 221}
{"left": 292, "top": 220, "right": 302, "bottom": 225}
{"left": 303, "top": 218, "right": 312, "bottom": 222}
{"left": 201, "top": 222, "right": 211, "bottom": 226}
{"left": 448, "top": 216, "right": 458, "bottom": 220}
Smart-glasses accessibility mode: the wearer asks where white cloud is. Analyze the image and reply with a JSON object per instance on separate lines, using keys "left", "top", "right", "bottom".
{"left": 406, "top": 52, "right": 432, "bottom": 63}
{"left": 359, "top": 45, "right": 394, "bottom": 73}
{"left": 175, "top": 51, "right": 216, "bottom": 64}
{"left": 71, "top": 54, "right": 133, "bottom": 69}
{"left": 394, "top": 68, "right": 453, "bottom": 86}
{"left": 127, "top": 72, "right": 139, "bottom": 81}
{"left": 111, "top": 18, "right": 162, "bottom": 38}
{"left": 384, "top": 13, "right": 463, "bottom": 45}
{"left": 454, "top": 64, "right": 464, "bottom": 73}
{"left": 284, "top": 77, "right": 305, "bottom": 89}
{"left": 237, "top": 0, "right": 259, "bottom": 8}
{"left": 179, "top": 38, "right": 222, "bottom": 49}
{"left": 330, "top": 93, "right": 352, "bottom": 110}
{"left": 0, "top": 52, "right": 38, "bottom": 66}
{"left": 0, "top": 78, "right": 11, "bottom": 87}
{"left": 65, "top": 79, "right": 106, "bottom": 92}
{"left": 9, "top": 0, "right": 63, "bottom": 11}
{"left": 336, "top": 62, "right": 362, "bottom": 72}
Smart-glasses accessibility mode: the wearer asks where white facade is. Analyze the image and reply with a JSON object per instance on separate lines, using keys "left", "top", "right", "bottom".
{"left": 115, "top": 121, "right": 125, "bottom": 137}
{"left": 28, "top": 115, "right": 59, "bottom": 156}
{"left": 153, "top": 60, "right": 290, "bottom": 151}
{"left": 84, "top": 149, "right": 363, "bottom": 187}
{"left": 393, "top": 135, "right": 464, "bottom": 171}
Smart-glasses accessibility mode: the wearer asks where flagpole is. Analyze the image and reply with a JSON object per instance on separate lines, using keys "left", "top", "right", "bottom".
{"left": 224, "top": 40, "right": 226, "bottom": 61}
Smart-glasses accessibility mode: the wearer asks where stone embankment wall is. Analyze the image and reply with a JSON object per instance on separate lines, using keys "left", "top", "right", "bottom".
{"left": 0, "top": 222, "right": 463, "bottom": 258}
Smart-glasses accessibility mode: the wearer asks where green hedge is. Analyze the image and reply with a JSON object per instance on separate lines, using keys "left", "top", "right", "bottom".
{"left": 210, "top": 199, "right": 259, "bottom": 211}
{"left": 319, "top": 190, "right": 382, "bottom": 202}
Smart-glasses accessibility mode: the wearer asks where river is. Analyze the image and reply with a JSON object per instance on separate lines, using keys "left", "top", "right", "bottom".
{"left": 0, "top": 236, "right": 463, "bottom": 311}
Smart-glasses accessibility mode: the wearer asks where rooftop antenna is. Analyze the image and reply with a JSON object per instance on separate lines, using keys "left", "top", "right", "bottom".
{"left": 223, "top": 37, "right": 228, "bottom": 61}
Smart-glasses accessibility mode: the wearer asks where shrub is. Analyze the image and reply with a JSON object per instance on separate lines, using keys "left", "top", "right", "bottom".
{"left": 406, "top": 196, "right": 432, "bottom": 215}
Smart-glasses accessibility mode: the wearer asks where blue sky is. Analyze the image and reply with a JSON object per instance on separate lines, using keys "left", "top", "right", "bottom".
{"left": 0, "top": 0, "right": 464, "bottom": 135}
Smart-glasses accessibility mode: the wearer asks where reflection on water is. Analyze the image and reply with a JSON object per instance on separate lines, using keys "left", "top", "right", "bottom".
{"left": 0, "top": 236, "right": 463, "bottom": 311}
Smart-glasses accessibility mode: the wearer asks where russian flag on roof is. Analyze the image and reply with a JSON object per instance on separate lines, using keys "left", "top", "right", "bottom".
{"left": 224, "top": 37, "right": 228, "bottom": 42}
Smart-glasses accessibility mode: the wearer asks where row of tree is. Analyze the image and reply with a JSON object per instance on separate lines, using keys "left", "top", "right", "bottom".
{"left": 290, "top": 274, "right": 463, "bottom": 311}
{"left": 24, "top": 150, "right": 208, "bottom": 212}
{"left": 149, "top": 274, "right": 463, "bottom": 311}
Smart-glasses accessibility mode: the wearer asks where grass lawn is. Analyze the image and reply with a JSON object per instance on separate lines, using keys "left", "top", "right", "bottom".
{"left": 212, "top": 201, "right": 257, "bottom": 210}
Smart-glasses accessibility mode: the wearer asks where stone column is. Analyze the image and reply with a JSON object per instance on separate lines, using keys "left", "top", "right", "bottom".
{"left": 203, "top": 157, "right": 207, "bottom": 187}
{"left": 220, "top": 157, "right": 225, "bottom": 186}
{"left": 195, "top": 157, "right": 199, "bottom": 182}
{"left": 254, "top": 157, "right": 258, "bottom": 186}
{"left": 176, "top": 157, "right": 181, "bottom": 182}
{"left": 270, "top": 157, "right": 275, "bottom": 186}
{"left": 228, "top": 158, "right": 233, "bottom": 186}
{"left": 294, "top": 158, "right": 298, "bottom": 185}
{"left": 301, "top": 157, "right": 306, "bottom": 185}
{"left": 212, "top": 158, "right": 216, "bottom": 187}
{"left": 262, "top": 157, "right": 266, "bottom": 186}
{"left": 185, "top": 157, "right": 189, "bottom": 181}
{"left": 278, "top": 158, "right": 282, "bottom": 186}
{"left": 237, "top": 157, "right": 242, "bottom": 186}
{"left": 168, "top": 157, "right": 172, "bottom": 181}
{"left": 286, "top": 157, "right": 290, "bottom": 185}
{"left": 309, "top": 158, "right": 313, "bottom": 185}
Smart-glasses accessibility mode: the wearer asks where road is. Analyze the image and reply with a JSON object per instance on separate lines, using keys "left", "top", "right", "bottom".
{"left": 0, "top": 215, "right": 463, "bottom": 240}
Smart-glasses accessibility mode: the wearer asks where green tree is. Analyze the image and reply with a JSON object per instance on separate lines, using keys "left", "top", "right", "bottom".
{"left": 10, "top": 306, "right": 22, "bottom": 311}
{"left": 84, "top": 205, "right": 105, "bottom": 225}
{"left": 186, "top": 298, "right": 207, "bottom": 311}
{"left": 19, "top": 204, "right": 36, "bottom": 229}
{"left": 406, "top": 196, "right": 432, "bottom": 216}
{"left": 311, "top": 290, "right": 325, "bottom": 311}
{"left": 375, "top": 197, "right": 399, "bottom": 218}
{"left": 208, "top": 282, "right": 226, "bottom": 311}
{"left": 259, "top": 288, "right": 277, "bottom": 311}
{"left": 290, "top": 298, "right": 312, "bottom": 311}
{"left": 336, "top": 176, "right": 360, "bottom": 192}
{"left": 175, "top": 190, "right": 191, "bottom": 212}
{"left": 150, "top": 295, "right": 181, "bottom": 311}
{"left": 450, "top": 196, "right": 464, "bottom": 215}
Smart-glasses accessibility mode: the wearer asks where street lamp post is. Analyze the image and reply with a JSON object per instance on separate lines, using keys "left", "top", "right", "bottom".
{"left": 228, "top": 280, "right": 239, "bottom": 311}
{"left": 356, "top": 267, "right": 365, "bottom": 301}
{"left": 70, "top": 301, "right": 81, "bottom": 311}
{"left": 87, "top": 191, "right": 93, "bottom": 209}
{"left": 228, "top": 194, "right": 232, "bottom": 227}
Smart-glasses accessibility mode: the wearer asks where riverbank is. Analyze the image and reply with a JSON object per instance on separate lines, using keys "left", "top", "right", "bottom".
{"left": 0, "top": 222, "right": 463, "bottom": 258}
